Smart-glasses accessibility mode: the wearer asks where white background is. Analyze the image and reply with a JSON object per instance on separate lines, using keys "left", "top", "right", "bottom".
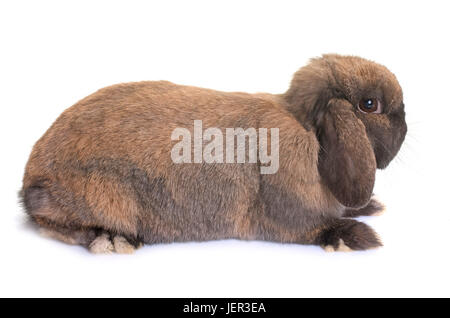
{"left": 1, "top": 0, "right": 449, "bottom": 297}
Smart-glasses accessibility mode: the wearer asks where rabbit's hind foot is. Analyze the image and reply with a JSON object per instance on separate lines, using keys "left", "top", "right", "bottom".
{"left": 89, "top": 233, "right": 115, "bottom": 254}
{"left": 22, "top": 184, "right": 142, "bottom": 254}
{"left": 112, "top": 235, "right": 140, "bottom": 254}
{"left": 89, "top": 232, "right": 141, "bottom": 254}
{"left": 40, "top": 227, "right": 141, "bottom": 254}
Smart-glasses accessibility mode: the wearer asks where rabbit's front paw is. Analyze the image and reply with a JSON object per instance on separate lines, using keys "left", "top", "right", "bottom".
{"left": 318, "top": 219, "right": 382, "bottom": 252}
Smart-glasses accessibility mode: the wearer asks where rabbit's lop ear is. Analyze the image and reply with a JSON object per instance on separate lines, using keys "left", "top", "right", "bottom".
{"left": 317, "top": 98, "right": 376, "bottom": 208}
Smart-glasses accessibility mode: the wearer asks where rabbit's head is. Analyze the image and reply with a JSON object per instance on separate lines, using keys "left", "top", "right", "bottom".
{"left": 285, "top": 54, "right": 406, "bottom": 208}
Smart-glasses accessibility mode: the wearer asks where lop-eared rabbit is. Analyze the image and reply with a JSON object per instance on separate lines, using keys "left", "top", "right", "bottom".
{"left": 21, "top": 54, "right": 406, "bottom": 253}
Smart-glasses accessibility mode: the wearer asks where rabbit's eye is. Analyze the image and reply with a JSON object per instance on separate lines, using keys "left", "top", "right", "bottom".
{"left": 358, "top": 98, "right": 382, "bottom": 114}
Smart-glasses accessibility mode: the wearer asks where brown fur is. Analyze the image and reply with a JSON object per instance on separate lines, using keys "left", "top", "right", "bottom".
{"left": 343, "top": 197, "right": 385, "bottom": 218}
{"left": 20, "top": 54, "right": 406, "bottom": 252}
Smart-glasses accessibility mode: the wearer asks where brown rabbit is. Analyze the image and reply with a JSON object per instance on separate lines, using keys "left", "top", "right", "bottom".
{"left": 20, "top": 54, "right": 406, "bottom": 253}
